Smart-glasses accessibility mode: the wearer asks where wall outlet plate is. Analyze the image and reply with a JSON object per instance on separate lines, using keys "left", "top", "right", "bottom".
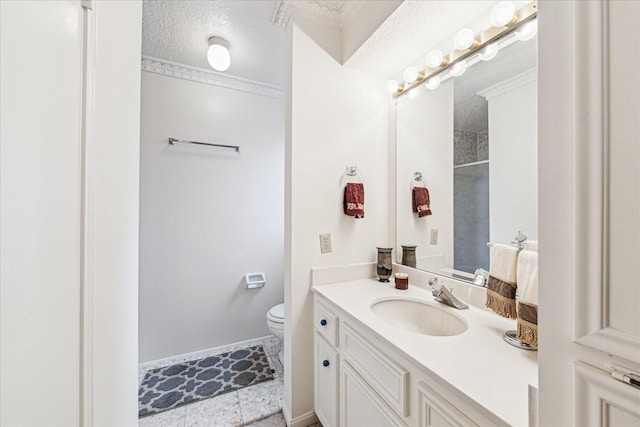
{"left": 430, "top": 228, "right": 438, "bottom": 245}
{"left": 319, "top": 233, "right": 332, "bottom": 253}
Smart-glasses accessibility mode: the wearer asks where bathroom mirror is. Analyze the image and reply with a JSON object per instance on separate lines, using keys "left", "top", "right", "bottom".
{"left": 396, "top": 33, "right": 538, "bottom": 281}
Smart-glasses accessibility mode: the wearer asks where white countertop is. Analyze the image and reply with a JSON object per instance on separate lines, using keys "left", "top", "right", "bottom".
{"left": 312, "top": 278, "right": 538, "bottom": 427}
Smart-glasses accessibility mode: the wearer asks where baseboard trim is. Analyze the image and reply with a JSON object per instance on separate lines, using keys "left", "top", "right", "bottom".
{"left": 139, "top": 335, "right": 275, "bottom": 370}
{"left": 282, "top": 403, "right": 291, "bottom": 426}
{"left": 287, "top": 409, "right": 318, "bottom": 427}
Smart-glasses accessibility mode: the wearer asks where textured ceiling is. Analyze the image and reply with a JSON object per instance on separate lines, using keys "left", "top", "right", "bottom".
{"left": 142, "top": 0, "right": 287, "bottom": 87}
{"left": 141, "top": 0, "right": 368, "bottom": 88}
{"left": 292, "top": 0, "right": 366, "bottom": 28}
{"left": 344, "top": 0, "right": 499, "bottom": 79}
{"left": 141, "top": 0, "right": 535, "bottom": 102}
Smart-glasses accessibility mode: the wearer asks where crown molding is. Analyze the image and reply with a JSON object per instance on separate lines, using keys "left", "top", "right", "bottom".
{"left": 272, "top": 0, "right": 291, "bottom": 31}
{"left": 141, "top": 56, "right": 285, "bottom": 99}
{"left": 477, "top": 68, "right": 538, "bottom": 101}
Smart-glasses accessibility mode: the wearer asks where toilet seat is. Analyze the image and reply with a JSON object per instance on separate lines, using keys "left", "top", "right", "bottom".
{"left": 267, "top": 303, "right": 284, "bottom": 324}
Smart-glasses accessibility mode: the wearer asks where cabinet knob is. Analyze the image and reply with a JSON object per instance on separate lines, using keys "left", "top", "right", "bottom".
{"left": 322, "top": 359, "right": 330, "bottom": 367}
{"left": 320, "top": 319, "right": 327, "bottom": 326}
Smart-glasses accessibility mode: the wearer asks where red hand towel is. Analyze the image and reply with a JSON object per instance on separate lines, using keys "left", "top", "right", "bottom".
{"left": 412, "top": 187, "right": 432, "bottom": 217}
{"left": 343, "top": 183, "right": 364, "bottom": 218}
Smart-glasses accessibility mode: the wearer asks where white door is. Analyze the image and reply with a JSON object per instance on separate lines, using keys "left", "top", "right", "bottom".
{"left": 1, "top": 1, "right": 85, "bottom": 424}
{"left": 539, "top": 1, "right": 640, "bottom": 425}
{"left": 0, "top": 1, "right": 142, "bottom": 425}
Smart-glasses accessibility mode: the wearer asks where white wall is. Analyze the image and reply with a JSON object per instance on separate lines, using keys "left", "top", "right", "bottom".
{"left": 90, "top": 2, "right": 142, "bottom": 423}
{"left": 285, "top": 18, "right": 390, "bottom": 424}
{"left": 1, "top": 1, "right": 142, "bottom": 425}
{"left": 396, "top": 83, "right": 454, "bottom": 268}
{"left": 488, "top": 81, "right": 538, "bottom": 245}
{"left": 139, "top": 72, "right": 285, "bottom": 362}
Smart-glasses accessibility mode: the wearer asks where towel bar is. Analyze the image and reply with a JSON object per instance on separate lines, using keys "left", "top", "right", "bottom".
{"left": 168, "top": 138, "right": 240, "bottom": 152}
{"left": 487, "top": 231, "right": 528, "bottom": 251}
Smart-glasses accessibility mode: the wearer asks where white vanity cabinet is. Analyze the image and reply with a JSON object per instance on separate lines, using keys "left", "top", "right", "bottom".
{"left": 416, "top": 381, "right": 479, "bottom": 427}
{"left": 341, "top": 361, "right": 408, "bottom": 426}
{"left": 314, "top": 300, "right": 340, "bottom": 427}
{"left": 314, "top": 293, "right": 510, "bottom": 427}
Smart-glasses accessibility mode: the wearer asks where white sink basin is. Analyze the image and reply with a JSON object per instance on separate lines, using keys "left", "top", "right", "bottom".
{"left": 370, "top": 298, "right": 468, "bottom": 336}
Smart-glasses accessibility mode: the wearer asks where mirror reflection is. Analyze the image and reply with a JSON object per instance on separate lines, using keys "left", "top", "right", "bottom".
{"left": 396, "top": 34, "right": 538, "bottom": 281}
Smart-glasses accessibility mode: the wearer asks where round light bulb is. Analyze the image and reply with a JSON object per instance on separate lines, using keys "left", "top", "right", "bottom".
{"left": 426, "top": 50, "right": 444, "bottom": 69}
{"left": 408, "top": 88, "right": 420, "bottom": 99}
{"left": 454, "top": 28, "right": 476, "bottom": 51}
{"left": 425, "top": 75, "right": 440, "bottom": 90}
{"left": 450, "top": 61, "right": 467, "bottom": 77}
{"left": 515, "top": 20, "right": 538, "bottom": 41}
{"left": 385, "top": 80, "right": 399, "bottom": 94}
{"left": 402, "top": 67, "right": 419, "bottom": 84}
{"left": 479, "top": 43, "right": 499, "bottom": 61}
{"left": 207, "top": 38, "right": 231, "bottom": 71}
{"left": 490, "top": 1, "right": 516, "bottom": 27}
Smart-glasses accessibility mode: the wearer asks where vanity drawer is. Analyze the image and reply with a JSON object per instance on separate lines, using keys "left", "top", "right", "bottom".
{"left": 342, "top": 322, "right": 410, "bottom": 418}
{"left": 315, "top": 299, "right": 339, "bottom": 347}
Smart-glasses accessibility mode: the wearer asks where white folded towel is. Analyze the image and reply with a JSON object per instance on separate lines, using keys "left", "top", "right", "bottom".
{"left": 525, "top": 240, "right": 538, "bottom": 252}
{"left": 485, "top": 243, "right": 520, "bottom": 318}
{"left": 489, "top": 243, "right": 519, "bottom": 284}
{"left": 516, "top": 250, "right": 539, "bottom": 347}
{"left": 517, "top": 250, "right": 539, "bottom": 304}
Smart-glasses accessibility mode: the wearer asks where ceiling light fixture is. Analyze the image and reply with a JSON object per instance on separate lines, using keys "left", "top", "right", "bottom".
{"left": 425, "top": 76, "right": 440, "bottom": 90}
{"left": 490, "top": 1, "right": 517, "bottom": 27}
{"left": 386, "top": 0, "right": 537, "bottom": 99}
{"left": 385, "top": 80, "right": 400, "bottom": 94}
{"left": 479, "top": 43, "right": 499, "bottom": 61}
{"left": 207, "top": 37, "right": 231, "bottom": 72}
{"left": 453, "top": 28, "right": 476, "bottom": 51}
{"left": 449, "top": 61, "right": 467, "bottom": 77}
{"left": 403, "top": 67, "right": 419, "bottom": 84}
{"left": 515, "top": 20, "right": 538, "bottom": 41}
{"left": 426, "top": 50, "right": 445, "bottom": 69}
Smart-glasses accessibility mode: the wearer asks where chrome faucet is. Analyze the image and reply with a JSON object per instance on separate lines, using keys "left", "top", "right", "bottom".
{"left": 428, "top": 277, "right": 469, "bottom": 310}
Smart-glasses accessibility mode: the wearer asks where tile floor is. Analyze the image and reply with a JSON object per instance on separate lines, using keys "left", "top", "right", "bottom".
{"left": 138, "top": 336, "right": 286, "bottom": 427}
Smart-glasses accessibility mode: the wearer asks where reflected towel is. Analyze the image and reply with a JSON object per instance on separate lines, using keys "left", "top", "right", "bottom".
{"left": 343, "top": 182, "right": 364, "bottom": 218}
{"left": 485, "top": 243, "right": 519, "bottom": 318}
{"left": 412, "top": 187, "right": 432, "bottom": 217}
{"left": 516, "top": 250, "right": 538, "bottom": 346}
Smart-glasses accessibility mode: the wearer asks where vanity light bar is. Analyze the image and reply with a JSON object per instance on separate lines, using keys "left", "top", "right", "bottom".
{"left": 393, "top": 0, "right": 538, "bottom": 99}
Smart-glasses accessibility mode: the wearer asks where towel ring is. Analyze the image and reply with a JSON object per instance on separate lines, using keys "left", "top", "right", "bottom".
{"left": 341, "top": 165, "right": 365, "bottom": 186}
{"left": 411, "top": 171, "right": 427, "bottom": 189}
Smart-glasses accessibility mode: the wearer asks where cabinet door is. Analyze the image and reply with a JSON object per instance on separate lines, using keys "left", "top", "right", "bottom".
{"left": 417, "top": 381, "right": 478, "bottom": 427}
{"left": 342, "top": 322, "right": 409, "bottom": 417}
{"left": 341, "top": 361, "right": 408, "bottom": 427}
{"left": 315, "top": 333, "right": 339, "bottom": 427}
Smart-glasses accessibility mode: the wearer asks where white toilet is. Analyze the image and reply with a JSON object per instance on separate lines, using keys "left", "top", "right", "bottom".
{"left": 266, "top": 303, "right": 284, "bottom": 364}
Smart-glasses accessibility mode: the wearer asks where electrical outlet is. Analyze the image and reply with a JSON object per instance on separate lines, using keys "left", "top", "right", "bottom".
{"left": 430, "top": 228, "right": 438, "bottom": 245}
{"left": 319, "top": 233, "right": 332, "bottom": 254}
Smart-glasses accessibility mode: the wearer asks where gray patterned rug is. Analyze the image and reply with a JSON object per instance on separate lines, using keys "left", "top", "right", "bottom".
{"left": 138, "top": 345, "right": 274, "bottom": 418}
